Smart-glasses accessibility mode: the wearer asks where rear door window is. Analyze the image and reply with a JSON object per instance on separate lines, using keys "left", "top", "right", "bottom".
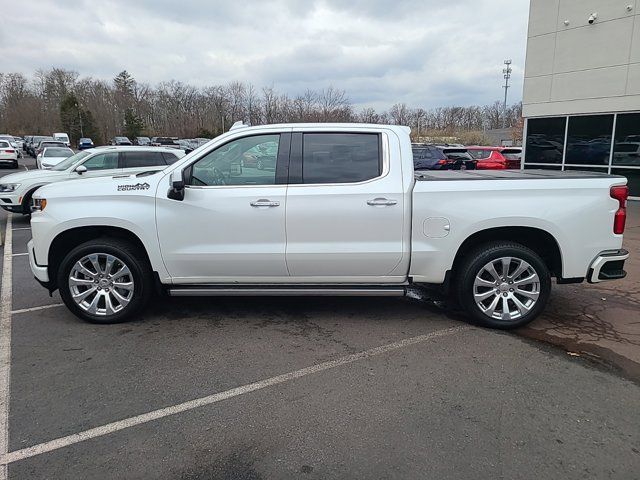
{"left": 301, "top": 133, "right": 380, "bottom": 184}
{"left": 121, "top": 151, "right": 166, "bottom": 168}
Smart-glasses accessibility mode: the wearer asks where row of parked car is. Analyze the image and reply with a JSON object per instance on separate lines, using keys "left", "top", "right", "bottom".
{"left": 108, "top": 136, "right": 210, "bottom": 152}
{"left": 0, "top": 145, "right": 187, "bottom": 214}
{"left": 411, "top": 144, "right": 522, "bottom": 170}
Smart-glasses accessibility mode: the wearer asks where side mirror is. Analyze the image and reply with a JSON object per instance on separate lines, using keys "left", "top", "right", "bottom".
{"left": 75, "top": 165, "right": 87, "bottom": 175}
{"left": 167, "top": 169, "right": 185, "bottom": 201}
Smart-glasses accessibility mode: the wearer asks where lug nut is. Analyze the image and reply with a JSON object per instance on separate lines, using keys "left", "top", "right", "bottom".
{"left": 509, "top": 288, "right": 514, "bottom": 292}
{"left": 503, "top": 292, "right": 508, "bottom": 297}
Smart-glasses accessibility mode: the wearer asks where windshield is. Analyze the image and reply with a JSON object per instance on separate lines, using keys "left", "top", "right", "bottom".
{"left": 51, "top": 150, "right": 92, "bottom": 171}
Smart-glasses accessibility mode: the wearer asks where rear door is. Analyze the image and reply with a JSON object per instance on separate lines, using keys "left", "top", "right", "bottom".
{"left": 285, "top": 130, "right": 406, "bottom": 281}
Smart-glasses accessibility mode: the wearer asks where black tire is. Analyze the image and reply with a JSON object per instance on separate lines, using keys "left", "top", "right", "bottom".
{"left": 57, "top": 238, "right": 153, "bottom": 324}
{"left": 455, "top": 241, "right": 551, "bottom": 329}
{"left": 12, "top": 161, "right": 18, "bottom": 169}
{"left": 20, "top": 188, "right": 39, "bottom": 215}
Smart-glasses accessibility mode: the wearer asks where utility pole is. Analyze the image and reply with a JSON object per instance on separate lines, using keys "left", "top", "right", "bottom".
{"left": 74, "top": 102, "right": 84, "bottom": 138}
{"left": 502, "top": 59, "right": 512, "bottom": 129}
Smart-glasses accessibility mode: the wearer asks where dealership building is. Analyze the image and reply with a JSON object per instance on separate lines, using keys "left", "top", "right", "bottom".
{"left": 522, "top": 0, "right": 640, "bottom": 198}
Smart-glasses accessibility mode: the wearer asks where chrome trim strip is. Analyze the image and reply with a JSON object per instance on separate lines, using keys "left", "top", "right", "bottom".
{"left": 587, "top": 250, "right": 629, "bottom": 283}
{"left": 168, "top": 287, "right": 406, "bottom": 297}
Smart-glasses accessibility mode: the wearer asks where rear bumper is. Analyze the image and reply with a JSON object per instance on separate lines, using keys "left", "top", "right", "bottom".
{"left": 587, "top": 249, "right": 629, "bottom": 283}
{"left": 28, "top": 239, "right": 50, "bottom": 284}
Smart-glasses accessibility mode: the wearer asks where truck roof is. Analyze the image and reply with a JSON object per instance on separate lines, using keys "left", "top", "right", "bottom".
{"left": 229, "top": 122, "right": 411, "bottom": 135}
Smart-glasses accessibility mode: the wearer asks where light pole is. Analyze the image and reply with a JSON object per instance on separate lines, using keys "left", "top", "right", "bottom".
{"left": 502, "top": 60, "right": 512, "bottom": 128}
{"left": 74, "top": 102, "right": 84, "bottom": 138}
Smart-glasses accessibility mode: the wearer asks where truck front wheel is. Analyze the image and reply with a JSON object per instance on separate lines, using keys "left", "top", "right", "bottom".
{"left": 455, "top": 242, "right": 551, "bottom": 329}
{"left": 57, "top": 239, "right": 153, "bottom": 324}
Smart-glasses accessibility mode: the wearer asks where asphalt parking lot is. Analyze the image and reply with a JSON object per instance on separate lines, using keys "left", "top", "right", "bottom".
{"left": 0, "top": 156, "right": 639, "bottom": 479}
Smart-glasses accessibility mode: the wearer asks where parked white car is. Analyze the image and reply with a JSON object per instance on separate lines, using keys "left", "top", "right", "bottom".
{"left": 0, "top": 135, "right": 22, "bottom": 159}
{"left": 53, "top": 132, "right": 71, "bottom": 147}
{"left": 0, "top": 146, "right": 185, "bottom": 214}
{"left": 37, "top": 146, "right": 75, "bottom": 169}
{"left": 27, "top": 123, "right": 630, "bottom": 329}
{"left": 0, "top": 139, "right": 18, "bottom": 168}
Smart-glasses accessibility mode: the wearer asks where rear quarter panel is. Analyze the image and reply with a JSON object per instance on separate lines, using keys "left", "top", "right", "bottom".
{"left": 410, "top": 177, "right": 626, "bottom": 283}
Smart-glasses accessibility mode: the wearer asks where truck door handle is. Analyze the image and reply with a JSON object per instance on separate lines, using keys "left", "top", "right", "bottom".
{"left": 250, "top": 199, "right": 280, "bottom": 207}
{"left": 367, "top": 198, "right": 397, "bottom": 206}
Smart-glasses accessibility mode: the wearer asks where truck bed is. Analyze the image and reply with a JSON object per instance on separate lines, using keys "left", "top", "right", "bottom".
{"left": 415, "top": 169, "right": 625, "bottom": 181}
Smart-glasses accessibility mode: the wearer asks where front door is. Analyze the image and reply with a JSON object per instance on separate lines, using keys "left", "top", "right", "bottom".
{"left": 74, "top": 151, "right": 122, "bottom": 178}
{"left": 156, "top": 132, "right": 291, "bottom": 283}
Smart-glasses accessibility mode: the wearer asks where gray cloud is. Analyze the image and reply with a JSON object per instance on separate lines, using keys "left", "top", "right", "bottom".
{"left": 0, "top": 0, "right": 528, "bottom": 110}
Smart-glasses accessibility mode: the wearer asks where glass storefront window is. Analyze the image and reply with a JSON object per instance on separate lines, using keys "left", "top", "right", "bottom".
{"left": 565, "top": 114, "right": 613, "bottom": 166}
{"left": 525, "top": 117, "right": 565, "bottom": 164}
{"left": 613, "top": 113, "right": 640, "bottom": 166}
{"left": 564, "top": 166, "right": 608, "bottom": 173}
{"left": 611, "top": 168, "right": 640, "bottom": 197}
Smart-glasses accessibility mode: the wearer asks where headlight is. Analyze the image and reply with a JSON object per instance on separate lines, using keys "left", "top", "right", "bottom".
{"left": 32, "top": 198, "right": 47, "bottom": 212}
{"left": 0, "top": 183, "right": 20, "bottom": 192}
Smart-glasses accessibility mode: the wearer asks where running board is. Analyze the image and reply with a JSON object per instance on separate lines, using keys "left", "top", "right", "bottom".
{"left": 168, "top": 285, "right": 407, "bottom": 297}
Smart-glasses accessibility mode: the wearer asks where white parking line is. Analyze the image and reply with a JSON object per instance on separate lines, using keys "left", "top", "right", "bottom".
{"left": 22, "top": 166, "right": 28, "bottom": 172}
{"left": 0, "top": 215, "right": 13, "bottom": 480}
{"left": 0, "top": 325, "right": 468, "bottom": 466}
{"left": 11, "top": 304, "right": 64, "bottom": 315}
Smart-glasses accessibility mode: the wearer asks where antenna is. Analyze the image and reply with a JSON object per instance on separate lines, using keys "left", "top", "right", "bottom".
{"left": 502, "top": 59, "right": 512, "bottom": 128}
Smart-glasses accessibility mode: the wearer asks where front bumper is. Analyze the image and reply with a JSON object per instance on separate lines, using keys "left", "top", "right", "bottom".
{"left": 28, "top": 239, "right": 50, "bottom": 284}
{"left": 587, "top": 249, "right": 629, "bottom": 283}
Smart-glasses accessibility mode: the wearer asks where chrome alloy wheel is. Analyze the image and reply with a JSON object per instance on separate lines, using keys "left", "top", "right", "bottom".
{"left": 68, "top": 253, "right": 134, "bottom": 316}
{"left": 473, "top": 256, "right": 540, "bottom": 321}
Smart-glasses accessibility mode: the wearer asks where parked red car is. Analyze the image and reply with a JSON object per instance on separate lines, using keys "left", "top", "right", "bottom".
{"left": 466, "top": 146, "right": 522, "bottom": 169}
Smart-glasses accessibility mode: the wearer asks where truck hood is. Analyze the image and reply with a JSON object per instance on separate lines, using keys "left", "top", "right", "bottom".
{"left": 0, "top": 169, "right": 71, "bottom": 185}
{"left": 34, "top": 170, "right": 166, "bottom": 199}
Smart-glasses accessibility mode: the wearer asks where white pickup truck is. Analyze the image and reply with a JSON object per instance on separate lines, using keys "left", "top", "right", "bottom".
{"left": 27, "top": 123, "right": 630, "bottom": 329}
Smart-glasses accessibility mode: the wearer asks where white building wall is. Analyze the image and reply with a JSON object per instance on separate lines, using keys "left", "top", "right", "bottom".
{"left": 523, "top": 0, "right": 640, "bottom": 117}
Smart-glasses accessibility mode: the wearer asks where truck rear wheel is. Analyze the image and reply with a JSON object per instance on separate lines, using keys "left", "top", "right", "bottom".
{"left": 57, "top": 239, "right": 153, "bottom": 324}
{"left": 455, "top": 241, "right": 551, "bottom": 329}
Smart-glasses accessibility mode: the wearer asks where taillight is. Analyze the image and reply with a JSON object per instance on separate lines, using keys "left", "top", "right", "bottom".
{"left": 5, "top": 149, "right": 14, "bottom": 153}
{"left": 610, "top": 185, "right": 628, "bottom": 235}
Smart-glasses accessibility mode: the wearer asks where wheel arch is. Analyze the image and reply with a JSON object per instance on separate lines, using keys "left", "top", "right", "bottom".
{"left": 451, "top": 226, "right": 563, "bottom": 280}
{"left": 20, "top": 184, "right": 47, "bottom": 211}
{"left": 47, "top": 226, "right": 152, "bottom": 290}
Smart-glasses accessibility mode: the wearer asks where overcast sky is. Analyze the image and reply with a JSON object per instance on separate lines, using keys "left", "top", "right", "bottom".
{"left": 0, "top": 0, "right": 529, "bottom": 110}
